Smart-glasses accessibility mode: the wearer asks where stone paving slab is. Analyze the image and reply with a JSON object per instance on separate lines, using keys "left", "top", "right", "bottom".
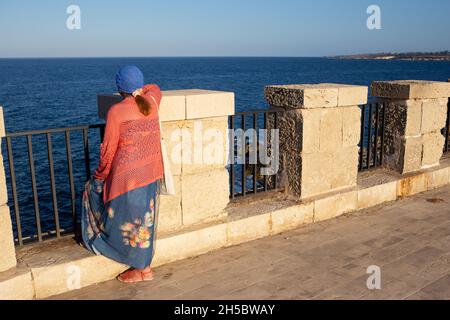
{"left": 52, "top": 186, "right": 450, "bottom": 300}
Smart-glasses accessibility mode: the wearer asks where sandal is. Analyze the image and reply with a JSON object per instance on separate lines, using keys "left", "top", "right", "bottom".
{"left": 117, "top": 268, "right": 154, "bottom": 283}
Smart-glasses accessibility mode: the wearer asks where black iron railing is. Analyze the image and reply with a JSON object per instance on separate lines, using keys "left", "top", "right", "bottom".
{"left": 444, "top": 98, "right": 450, "bottom": 154}
{"left": 359, "top": 101, "right": 386, "bottom": 172}
{"left": 228, "top": 109, "right": 284, "bottom": 199}
{"left": 3, "top": 124, "right": 105, "bottom": 246}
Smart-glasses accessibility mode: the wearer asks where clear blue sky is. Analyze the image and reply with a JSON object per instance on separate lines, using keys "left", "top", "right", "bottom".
{"left": 1, "top": 0, "right": 449, "bottom": 58}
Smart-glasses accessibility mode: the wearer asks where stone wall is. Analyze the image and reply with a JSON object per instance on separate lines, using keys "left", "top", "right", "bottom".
{"left": 265, "top": 83, "right": 368, "bottom": 199}
{"left": 3, "top": 79, "right": 450, "bottom": 298}
{"left": 371, "top": 80, "right": 450, "bottom": 174}
{"left": 0, "top": 106, "right": 17, "bottom": 272}
{"left": 98, "top": 90, "right": 234, "bottom": 232}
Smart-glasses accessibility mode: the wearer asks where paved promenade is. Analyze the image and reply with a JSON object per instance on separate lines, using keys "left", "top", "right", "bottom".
{"left": 54, "top": 186, "right": 450, "bottom": 300}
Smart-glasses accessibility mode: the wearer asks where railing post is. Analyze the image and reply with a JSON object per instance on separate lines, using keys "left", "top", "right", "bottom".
{"left": 371, "top": 80, "right": 450, "bottom": 174}
{"left": 265, "top": 84, "right": 368, "bottom": 199}
{"left": 0, "top": 106, "right": 17, "bottom": 272}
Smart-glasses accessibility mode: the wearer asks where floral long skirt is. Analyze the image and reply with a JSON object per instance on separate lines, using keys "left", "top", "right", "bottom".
{"left": 81, "top": 178, "right": 160, "bottom": 269}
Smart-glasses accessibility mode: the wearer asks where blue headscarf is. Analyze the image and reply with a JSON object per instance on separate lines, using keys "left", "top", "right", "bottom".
{"left": 115, "top": 66, "right": 144, "bottom": 94}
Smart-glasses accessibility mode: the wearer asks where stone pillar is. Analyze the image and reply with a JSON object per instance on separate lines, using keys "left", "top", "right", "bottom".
{"left": 265, "top": 84, "right": 367, "bottom": 200}
{"left": 98, "top": 89, "right": 234, "bottom": 231}
{"left": 371, "top": 80, "right": 450, "bottom": 174}
{"left": 0, "top": 106, "right": 17, "bottom": 272}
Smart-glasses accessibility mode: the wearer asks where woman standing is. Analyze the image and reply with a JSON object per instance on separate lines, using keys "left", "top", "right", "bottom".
{"left": 81, "top": 66, "right": 164, "bottom": 283}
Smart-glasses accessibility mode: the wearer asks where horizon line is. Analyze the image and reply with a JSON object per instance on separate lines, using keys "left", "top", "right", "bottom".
{"left": 2, "top": 50, "right": 448, "bottom": 60}
{"left": 0, "top": 55, "right": 329, "bottom": 59}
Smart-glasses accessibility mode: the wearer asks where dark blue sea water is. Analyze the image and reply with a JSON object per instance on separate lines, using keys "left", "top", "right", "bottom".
{"left": 1, "top": 57, "right": 449, "bottom": 242}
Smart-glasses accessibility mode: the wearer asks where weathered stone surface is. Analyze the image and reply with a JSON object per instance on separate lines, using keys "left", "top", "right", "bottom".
{"left": 0, "top": 155, "right": 8, "bottom": 206}
{"left": 343, "top": 106, "right": 362, "bottom": 147}
{"left": 397, "top": 173, "right": 428, "bottom": 197}
{"left": 300, "top": 147, "right": 358, "bottom": 199}
{"left": 184, "top": 90, "right": 235, "bottom": 120}
{"left": 227, "top": 213, "right": 271, "bottom": 246}
{"left": 162, "top": 116, "right": 230, "bottom": 177}
{"left": 314, "top": 190, "right": 357, "bottom": 222}
{"left": 380, "top": 96, "right": 448, "bottom": 174}
{"left": 181, "top": 169, "right": 229, "bottom": 226}
{"left": 158, "top": 176, "right": 182, "bottom": 233}
{"left": 276, "top": 107, "right": 359, "bottom": 198}
{"left": 300, "top": 151, "right": 333, "bottom": 198}
{"left": 426, "top": 167, "right": 450, "bottom": 190}
{"left": 265, "top": 84, "right": 339, "bottom": 109}
{"left": 299, "top": 109, "right": 321, "bottom": 153}
{"left": 266, "top": 84, "right": 363, "bottom": 199}
{"left": 372, "top": 80, "right": 450, "bottom": 99}
{"left": 153, "top": 223, "right": 227, "bottom": 267}
{"left": 0, "top": 111, "right": 8, "bottom": 216}
{"left": 31, "top": 254, "right": 127, "bottom": 299}
{"left": 321, "top": 83, "right": 368, "bottom": 106}
{"left": 276, "top": 109, "right": 302, "bottom": 197}
{"left": 402, "top": 136, "right": 423, "bottom": 173}
{"left": 0, "top": 205, "right": 16, "bottom": 272}
{"left": 357, "top": 181, "right": 397, "bottom": 210}
{"left": 372, "top": 80, "right": 450, "bottom": 175}
{"left": 329, "top": 146, "right": 359, "bottom": 190}
{"left": 0, "top": 107, "right": 5, "bottom": 138}
{"left": 265, "top": 84, "right": 368, "bottom": 109}
{"left": 319, "top": 108, "right": 343, "bottom": 152}
{"left": 383, "top": 99, "right": 423, "bottom": 173}
{"left": 404, "top": 100, "right": 423, "bottom": 136}
{"left": 159, "top": 90, "right": 187, "bottom": 122}
{"left": 160, "top": 121, "right": 183, "bottom": 176}
{"left": 0, "top": 267, "right": 34, "bottom": 300}
{"left": 383, "top": 100, "right": 421, "bottom": 138}
{"left": 181, "top": 117, "right": 229, "bottom": 175}
{"left": 422, "top": 132, "right": 445, "bottom": 168}
{"left": 270, "top": 202, "right": 314, "bottom": 235}
{"left": 421, "top": 98, "right": 448, "bottom": 133}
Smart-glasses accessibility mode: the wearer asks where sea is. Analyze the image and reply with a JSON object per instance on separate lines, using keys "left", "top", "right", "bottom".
{"left": 1, "top": 57, "right": 449, "bottom": 241}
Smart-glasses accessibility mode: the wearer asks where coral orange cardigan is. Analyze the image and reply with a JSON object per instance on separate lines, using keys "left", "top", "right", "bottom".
{"left": 94, "top": 84, "right": 164, "bottom": 203}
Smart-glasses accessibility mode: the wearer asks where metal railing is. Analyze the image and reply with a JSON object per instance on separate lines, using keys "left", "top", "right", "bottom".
{"left": 228, "top": 109, "right": 284, "bottom": 199}
{"left": 359, "top": 101, "right": 386, "bottom": 172}
{"left": 444, "top": 98, "right": 450, "bottom": 154}
{"left": 3, "top": 124, "right": 105, "bottom": 246}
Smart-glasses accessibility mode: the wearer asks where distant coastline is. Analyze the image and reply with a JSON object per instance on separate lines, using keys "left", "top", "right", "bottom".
{"left": 329, "top": 51, "right": 450, "bottom": 61}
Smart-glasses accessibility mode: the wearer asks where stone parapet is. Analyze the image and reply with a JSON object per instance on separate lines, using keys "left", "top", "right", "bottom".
{"left": 265, "top": 83, "right": 368, "bottom": 109}
{"left": 0, "top": 205, "right": 17, "bottom": 272}
{"left": 265, "top": 84, "right": 367, "bottom": 199}
{"left": 371, "top": 80, "right": 450, "bottom": 100}
{"left": 0, "top": 106, "right": 17, "bottom": 272}
{"left": 371, "top": 80, "right": 449, "bottom": 174}
{"left": 0, "top": 107, "right": 5, "bottom": 138}
{"left": 0, "top": 154, "right": 7, "bottom": 206}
